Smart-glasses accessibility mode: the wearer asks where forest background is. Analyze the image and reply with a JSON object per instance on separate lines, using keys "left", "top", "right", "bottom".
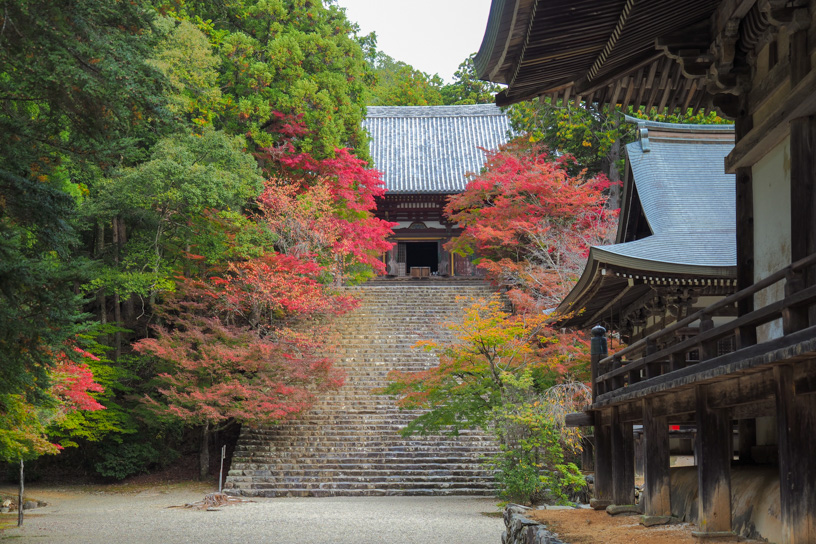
{"left": 0, "top": 0, "right": 725, "bottom": 489}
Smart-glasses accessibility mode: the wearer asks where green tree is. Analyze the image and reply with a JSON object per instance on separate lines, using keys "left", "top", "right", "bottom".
{"left": 366, "top": 50, "right": 444, "bottom": 106}
{"left": 440, "top": 54, "right": 503, "bottom": 105}
{"left": 149, "top": 18, "right": 223, "bottom": 127}
{"left": 87, "top": 127, "right": 264, "bottom": 307}
{"left": 382, "top": 297, "right": 589, "bottom": 504}
{"left": 0, "top": 172, "right": 87, "bottom": 401}
{"left": 167, "top": 0, "right": 372, "bottom": 159}
{"left": 507, "top": 100, "right": 732, "bottom": 207}
{"left": 0, "top": 0, "right": 173, "bottom": 179}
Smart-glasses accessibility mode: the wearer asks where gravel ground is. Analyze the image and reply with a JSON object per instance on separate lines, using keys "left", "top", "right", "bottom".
{"left": 0, "top": 485, "right": 504, "bottom": 544}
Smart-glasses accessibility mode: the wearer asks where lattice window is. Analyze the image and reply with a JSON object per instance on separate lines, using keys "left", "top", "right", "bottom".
{"left": 717, "top": 335, "right": 736, "bottom": 356}
{"left": 397, "top": 243, "right": 406, "bottom": 263}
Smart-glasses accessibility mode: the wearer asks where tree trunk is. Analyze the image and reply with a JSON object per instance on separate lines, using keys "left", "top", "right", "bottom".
{"left": 199, "top": 422, "right": 210, "bottom": 480}
{"left": 17, "top": 459, "right": 23, "bottom": 527}
{"left": 119, "top": 218, "right": 136, "bottom": 325}
{"left": 96, "top": 221, "right": 107, "bottom": 329}
{"left": 112, "top": 217, "right": 122, "bottom": 359}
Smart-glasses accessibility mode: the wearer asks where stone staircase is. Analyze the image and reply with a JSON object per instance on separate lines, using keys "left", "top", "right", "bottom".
{"left": 224, "top": 280, "right": 500, "bottom": 497}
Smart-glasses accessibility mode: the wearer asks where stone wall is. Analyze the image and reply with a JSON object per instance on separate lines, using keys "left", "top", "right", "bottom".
{"left": 501, "top": 505, "right": 566, "bottom": 544}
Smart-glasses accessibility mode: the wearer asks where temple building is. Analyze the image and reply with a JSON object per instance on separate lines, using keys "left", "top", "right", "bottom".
{"left": 476, "top": 1, "right": 816, "bottom": 542}
{"left": 557, "top": 118, "right": 737, "bottom": 346}
{"left": 363, "top": 105, "right": 511, "bottom": 277}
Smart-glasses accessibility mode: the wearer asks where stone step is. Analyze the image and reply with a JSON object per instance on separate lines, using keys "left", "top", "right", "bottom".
{"left": 228, "top": 487, "right": 494, "bottom": 498}
{"left": 241, "top": 480, "right": 495, "bottom": 491}
{"left": 229, "top": 464, "right": 490, "bottom": 475}
{"left": 230, "top": 449, "right": 498, "bottom": 466}
{"left": 224, "top": 280, "right": 501, "bottom": 497}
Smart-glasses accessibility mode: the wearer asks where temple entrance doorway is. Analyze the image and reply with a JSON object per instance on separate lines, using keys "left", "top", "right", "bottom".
{"left": 400, "top": 241, "right": 439, "bottom": 274}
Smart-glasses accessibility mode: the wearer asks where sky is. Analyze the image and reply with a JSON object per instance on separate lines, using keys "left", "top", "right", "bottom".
{"left": 334, "top": 0, "right": 494, "bottom": 83}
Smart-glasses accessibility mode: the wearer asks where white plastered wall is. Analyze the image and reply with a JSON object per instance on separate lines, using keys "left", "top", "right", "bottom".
{"left": 752, "top": 136, "right": 791, "bottom": 342}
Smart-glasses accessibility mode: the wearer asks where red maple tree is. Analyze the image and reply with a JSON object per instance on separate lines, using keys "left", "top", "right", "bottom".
{"left": 256, "top": 112, "right": 396, "bottom": 283}
{"left": 445, "top": 140, "right": 617, "bottom": 310}
{"left": 134, "top": 113, "right": 396, "bottom": 477}
{"left": 135, "top": 271, "right": 346, "bottom": 477}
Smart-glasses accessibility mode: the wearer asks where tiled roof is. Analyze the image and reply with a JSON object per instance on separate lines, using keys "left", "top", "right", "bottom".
{"left": 363, "top": 104, "right": 511, "bottom": 194}
{"left": 594, "top": 120, "right": 736, "bottom": 274}
{"left": 554, "top": 120, "right": 737, "bottom": 327}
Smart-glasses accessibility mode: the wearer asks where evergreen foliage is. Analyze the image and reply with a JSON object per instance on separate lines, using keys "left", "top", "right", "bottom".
{"left": 0, "top": 0, "right": 394, "bottom": 474}
{"left": 440, "top": 54, "right": 502, "bottom": 105}
{"left": 163, "top": 0, "right": 372, "bottom": 159}
{"left": 366, "top": 49, "right": 444, "bottom": 106}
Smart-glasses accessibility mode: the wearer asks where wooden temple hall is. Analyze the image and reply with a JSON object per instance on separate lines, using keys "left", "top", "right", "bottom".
{"left": 363, "top": 105, "right": 510, "bottom": 277}
{"left": 476, "top": 0, "right": 816, "bottom": 542}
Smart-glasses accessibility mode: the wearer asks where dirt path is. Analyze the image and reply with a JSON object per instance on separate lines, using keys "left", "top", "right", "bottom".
{"left": 0, "top": 484, "right": 503, "bottom": 544}
{"left": 528, "top": 508, "right": 764, "bottom": 544}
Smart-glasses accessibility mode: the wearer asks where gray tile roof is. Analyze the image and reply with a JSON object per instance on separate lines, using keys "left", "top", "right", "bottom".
{"left": 554, "top": 120, "right": 737, "bottom": 327}
{"left": 363, "top": 105, "right": 511, "bottom": 194}
{"left": 593, "top": 123, "right": 736, "bottom": 274}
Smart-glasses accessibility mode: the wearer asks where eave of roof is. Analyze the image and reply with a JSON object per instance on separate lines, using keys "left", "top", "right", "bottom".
{"left": 475, "top": 0, "right": 721, "bottom": 110}
{"left": 553, "top": 119, "right": 736, "bottom": 327}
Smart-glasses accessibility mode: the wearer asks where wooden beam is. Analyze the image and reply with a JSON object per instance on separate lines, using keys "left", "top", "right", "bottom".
{"left": 594, "top": 324, "right": 816, "bottom": 407}
{"left": 622, "top": 75, "right": 637, "bottom": 110}
{"left": 581, "top": 435, "right": 595, "bottom": 472}
{"left": 726, "top": 68, "right": 816, "bottom": 172}
{"left": 790, "top": 115, "right": 815, "bottom": 265}
{"left": 620, "top": 371, "right": 777, "bottom": 421}
{"left": 733, "top": 398, "right": 775, "bottom": 419}
{"left": 713, "top": 0, "right": 755, "bottom": 37}
{"left": 748, "top": 58, "right": 790, "bottom": 115}
{"left": 610, "top": 406, "right": 635, "bottom": 505}
{"left": 642, "top": 398, "right": 671, "bottom": 516}
{"left": 791, "top": 30, "right": 810, "bottom": 86}
{"left": 614, "top": 287, "right": 657, "bottom": 327}
{"left": 593, "top": 410, "right": 614, "bottom": 508}
{"left": 597, "top": 283, "right": 816, "bottom": 385}
{"left": 565, "top": 411, "right": 594, "bottom": 427}
{"left": 586, "top": 284, "right": 635, "bottom": 326}
{"left": 609, "top": 79, "right": 623, "bottom": 108}
{"left": 775, "top": 364, "right": 816, "bottom": 544}
{"left": 683, "top": 79, "right": 698, "bottom": 112}
{"left": 694, "top": 385, "right": 733, "bottom": 536}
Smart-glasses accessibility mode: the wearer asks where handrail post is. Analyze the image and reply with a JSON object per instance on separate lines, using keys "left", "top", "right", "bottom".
{"left": 699, "top": 314, "right": 716, "bottom": 360}
{"left": 591, "top": 325, "right": 608, "bottom": 402}
{"left": 645, "top": 338, "right": 661, "bottom": 378}
{"left": 783, "top": 270, "right": 809, "bottom": 334}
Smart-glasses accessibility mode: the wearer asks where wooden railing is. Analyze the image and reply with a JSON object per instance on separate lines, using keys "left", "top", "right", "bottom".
{"left": 594, "top": 252, "right": 816, "bottom": 397}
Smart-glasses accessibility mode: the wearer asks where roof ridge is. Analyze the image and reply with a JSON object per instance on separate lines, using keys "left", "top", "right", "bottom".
{"left": 366, "top": 104, "right": 504, "bottom": 118}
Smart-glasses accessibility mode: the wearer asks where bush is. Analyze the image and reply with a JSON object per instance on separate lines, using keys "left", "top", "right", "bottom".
{"left": 489, "top": 374, "right": 587, "bottom": 505}
{"left": 93, "top": 443, "right": 166, "bottom": 480}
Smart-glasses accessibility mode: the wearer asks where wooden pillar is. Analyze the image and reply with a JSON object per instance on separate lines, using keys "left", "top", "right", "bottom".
{"left": 694, "top": 385, "right": 733, "bottom": 536}
{"left": 789, "top": 115, "right": 815, "bottom": 265}
{"left": 642, "top": 398, "right": 671, "bottom": 516}
{"left": 581, "top": 435, "right": 595, "bottom": 472}
{"left": 788, "top": 114, "right": 816, "bottom": 329}
{"left": 698, "top": 315, "right": 716, "bottom": 361}
{"left": 775, "top": 364, "right": 816, "bottom": 544}
{"left": 590, "top": 326, "right": 608, "bottom": 401}
{"left": 592, "top": 410, "right": 613, "bottom": 509}
{"left": 645, "top": 338, "right": 661, "bottom": 379}
{"left": 611, "top": 406, "right": 635, "bottom": 505}
{"left": 735, "top": 165, "right": 757, "bottom": 348}
{"left": 737, "top": 418, "right": 756, "bottom": 464}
